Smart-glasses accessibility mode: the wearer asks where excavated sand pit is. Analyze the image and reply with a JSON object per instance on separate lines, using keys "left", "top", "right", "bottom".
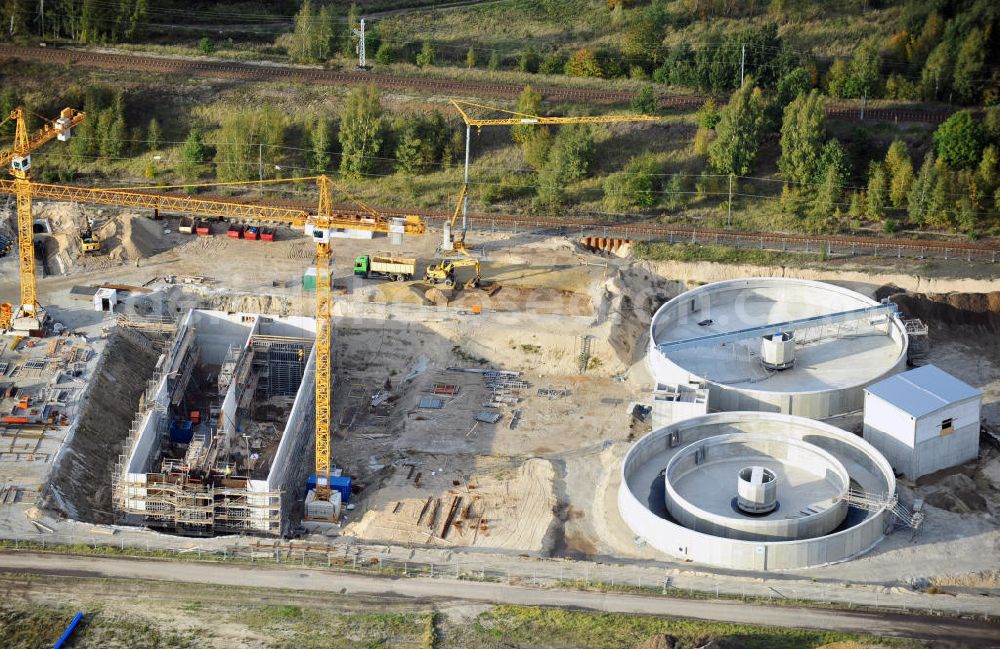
{"left": 42, "top": 331, "right": 161, "bottom": 522}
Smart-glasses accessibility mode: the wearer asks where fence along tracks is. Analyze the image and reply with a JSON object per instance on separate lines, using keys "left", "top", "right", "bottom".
{"left": 0, "top": 44, "right": 953, "bottom": 123}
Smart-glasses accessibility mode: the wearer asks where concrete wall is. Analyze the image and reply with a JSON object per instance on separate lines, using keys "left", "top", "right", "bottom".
{"left": 663, "top": 433, "right": 849, "bottom": 542}
{"left": 118, "top": 310, "right": 318, "bottom": 536}
{"left": 864, "top": 393, "right": 982, "bottom": 479}
{"left": 256, "top": 346, "right": 316, "bottom": 535}
{"left": 188, "top": 310, "right": 255, "bottom": 365}
{"left": 619, "top": 412, "right": 896, "bottom": 570}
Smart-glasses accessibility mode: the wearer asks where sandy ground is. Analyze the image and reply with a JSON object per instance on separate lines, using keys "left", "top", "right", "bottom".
{"left": 344, "top": 456, "right": 556, "bottom": 550}
{"left": 2, "top": 202, "right": 1000, "bottom": 605}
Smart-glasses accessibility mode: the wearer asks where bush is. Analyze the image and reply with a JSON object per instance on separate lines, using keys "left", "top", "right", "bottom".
{"left": 696, "top": 99, "right": 721, "bottom": 129}
{"left": 692, "top": 127, "right": 712, "bottom": 156}
{"left": 375, "top": 43, "right": 392, "bottom": 65}
{"left": 198, "top": 37, "right": 215, "bottom": 54}
{"left": 565, "top": 49, "right": 602, "bottom": 78}
{"left": 934, "top": 111, "right": 985, "bottom": 169}
{"left": 487, "top": 51, "right": 502, "bottom": 70}
{"left": 518, "top": 47, "right": 540, "bottom": 74}
{"left": 603, "top": 153, "right": 658, "bottom": 211}
{"left": 540, "top": 52, "right": 567, "bottom": 75}
{"left": 415, "top": 41, "right": 434, "bottom": 67}
{"left": 630, "top": 85, "right": 657, "bottom": 114}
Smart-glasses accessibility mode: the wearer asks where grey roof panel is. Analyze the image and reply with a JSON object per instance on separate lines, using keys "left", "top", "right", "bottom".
{"left": 865, "top": 364, "right": 982, "bottom": 417}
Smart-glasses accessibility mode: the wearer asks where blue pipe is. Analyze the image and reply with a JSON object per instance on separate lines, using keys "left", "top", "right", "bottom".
{"left": 52, "top": 611, "right": 83, "bottom": 649}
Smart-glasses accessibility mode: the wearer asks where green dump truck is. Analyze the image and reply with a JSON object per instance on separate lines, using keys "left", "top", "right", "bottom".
{"left": 353, "top": 254, "right": 417, "bottom": 281}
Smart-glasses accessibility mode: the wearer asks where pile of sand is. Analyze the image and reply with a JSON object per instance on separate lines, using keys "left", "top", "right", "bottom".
{"left": 344, "top": 457, "right": 556, "bottom": 551}
{"left": 923, "top": 473, "right": 989, "bottom": 513}
{"left": 97, "top": 214, "right": 163, "bottom": 261}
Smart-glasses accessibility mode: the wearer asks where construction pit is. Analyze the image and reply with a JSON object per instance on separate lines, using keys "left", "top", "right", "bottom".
{"left": 0, "top": 205, "right": 999, "bottom": 590}
{"left": 112, "top": 310, "right": 316, "bottom": 537}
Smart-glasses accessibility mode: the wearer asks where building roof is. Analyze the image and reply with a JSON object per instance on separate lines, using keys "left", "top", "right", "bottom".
{"left": 865, "top": 364, "right": 982, "bottom": 418}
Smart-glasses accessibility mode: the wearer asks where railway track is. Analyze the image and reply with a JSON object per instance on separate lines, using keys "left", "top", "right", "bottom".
{"left": 0, "top": 44, "right": 952, "bottom": 123}
{"left": 114, "top": 187, "right": 996, "bottom": 262}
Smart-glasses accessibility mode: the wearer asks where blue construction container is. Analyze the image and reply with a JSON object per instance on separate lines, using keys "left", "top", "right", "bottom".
{"left": 307, "top": 474, "right": 353, "bottom": 503}
{"left": 169, "top": 420, "right": 194, "bottom": 444}
{"left": 329, "top": 476, "right": 353, "bottom": 502}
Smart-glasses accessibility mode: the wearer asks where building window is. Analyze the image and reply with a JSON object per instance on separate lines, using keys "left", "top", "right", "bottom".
{"left": 940, "top": 418, "right": 954, "bottom": 436}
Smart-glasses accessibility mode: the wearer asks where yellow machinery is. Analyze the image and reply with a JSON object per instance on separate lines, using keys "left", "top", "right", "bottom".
{"left": 78, "top": 214, "right": 100, "bottom": 253}
{"left": 423, "top": 257, "right": 480, "bottom": 289}
{"left": 423, "top": 183, "right": 482, "bottom": 289}
{"left": 0, "top": 172, "right": 424, "bottom": 515}
{"left": 0, "top": 106, "right": 86, "bottom": 331}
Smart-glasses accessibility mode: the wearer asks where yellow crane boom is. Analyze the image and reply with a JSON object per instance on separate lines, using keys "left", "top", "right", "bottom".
{"left": 448, "top": 97, "right": 660, "bottom": 245}
{"left": 0, "top": 172, "right": 425, "bottom": 512}
{"left": 449, "top": 99, "right": 661, "bottom": 128}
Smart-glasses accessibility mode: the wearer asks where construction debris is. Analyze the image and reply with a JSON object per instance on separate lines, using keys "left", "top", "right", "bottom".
{"left": 475, "top": 411, "right": 502, "bottom": 424}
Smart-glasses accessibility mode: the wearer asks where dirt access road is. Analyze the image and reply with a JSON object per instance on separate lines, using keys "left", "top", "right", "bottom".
{"left": 1, "top": 552, "right": 995, "bottom": 646}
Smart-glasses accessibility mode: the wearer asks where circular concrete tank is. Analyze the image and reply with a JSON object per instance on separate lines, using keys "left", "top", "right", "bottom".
{"left": 663, "top": 433, "right": 850, "bottom": 542}
{"left": 618, "top": 412, "right": 897, "bottom": 570}
{"left": 648, "top": 278, "right": 908, "bottom": 419}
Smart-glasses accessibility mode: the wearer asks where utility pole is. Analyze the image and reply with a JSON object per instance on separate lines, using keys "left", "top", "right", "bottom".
{"left": 739, "top": 43, "right": 745, "bottom": 86}
{"left": 860, "top": 91, "right": 866, "bottom": 121}
{"left": 38, "top": 0, "right": 44, "bottom": 37}
{"left": 727, "top": 174, "right": 733, "bottom": 227}
{"left": 258, "top": 142, "right": 263, "bottom": 193}
{"left": 354, "top": 18, "right": 366, "bottom": 68}
{"left": 462, "top": 124, "right": 471, "bottom": 238}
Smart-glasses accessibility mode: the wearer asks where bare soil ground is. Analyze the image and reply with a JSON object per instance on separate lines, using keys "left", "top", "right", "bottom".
{"left": 3, "top": 200, "right": 1000, "bottom": 593}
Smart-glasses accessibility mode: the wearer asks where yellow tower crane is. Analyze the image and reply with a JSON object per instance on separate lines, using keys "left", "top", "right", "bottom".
{"left": 447, "top": 98, "right": 660, "bottom": 253}
{"left": 0, "top": 174, "right": 425, "bottom": 514}
{"left": 0, "top": 106, "right": 85, "bottom": 331}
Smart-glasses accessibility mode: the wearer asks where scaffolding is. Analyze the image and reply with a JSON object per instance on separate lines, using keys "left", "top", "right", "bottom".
{"left": 111, "top": 317, "right": 292, "bottom": 537}
{"left": 903, "top": 319, "right": 930, "bottom": 367}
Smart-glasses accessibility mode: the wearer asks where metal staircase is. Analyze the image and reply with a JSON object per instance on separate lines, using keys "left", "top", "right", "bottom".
{"left": 842, "top": 489, "right": 923, "bottom": 529}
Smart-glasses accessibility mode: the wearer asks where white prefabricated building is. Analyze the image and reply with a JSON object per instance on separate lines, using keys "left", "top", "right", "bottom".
{"left": 863, "top": 364, "right": 982, "bottom": 480}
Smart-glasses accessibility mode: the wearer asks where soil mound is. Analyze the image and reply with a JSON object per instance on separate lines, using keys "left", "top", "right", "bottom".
{"left": 42, "top": 331, "right": 161, "bottom": 522}
{"left": 891, "top": 292, "right": 1000, "bottom": 333}
{"left": 604, "top": 264, "right": 686, "bottom": 367}
{"left": 98, "top": 215, "right": 164, "bottom": 261}
{"left": 923, "top": 474, "right": 989, "bottom": 513}
{"left": 634, "top": 635, "right": 677, "bottom": 649}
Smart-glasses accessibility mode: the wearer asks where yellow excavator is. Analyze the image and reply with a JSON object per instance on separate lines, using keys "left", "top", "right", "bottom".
{"left": 423, "top": 184, "right": 482, "bottom": 289}
{"left": 78, "top": 214, "right": 100, "bottom": 254}
{"left": 423, "top": 256, "right": 480, "bottom": 289}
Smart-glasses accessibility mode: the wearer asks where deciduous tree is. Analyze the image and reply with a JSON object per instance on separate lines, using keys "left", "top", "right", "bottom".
{"left": 338, "top": 85, "right": 383, "bottom": 178}
{"left": 778, "top": 90, "right": 825, "bottom": 185}
{"left": 708, "top": 78, "right": 765, "bottom": 175}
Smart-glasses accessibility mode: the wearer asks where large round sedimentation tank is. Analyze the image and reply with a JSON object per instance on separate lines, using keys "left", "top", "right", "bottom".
{"left": 648, "top": 278, "right": 908, "bottom": 419}
{"left": 618, "top": 412, "right": 897, "bottom": 570}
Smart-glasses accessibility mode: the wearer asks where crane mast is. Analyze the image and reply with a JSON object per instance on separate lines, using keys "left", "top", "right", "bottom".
{"left": 0, "top": 107, "right": 84, "bottom": 331}
{"left": 313, "top": 176, "right": 335, "bottom": 502}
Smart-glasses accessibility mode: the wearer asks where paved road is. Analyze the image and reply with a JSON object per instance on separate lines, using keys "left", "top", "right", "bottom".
{"left": 1, "top": 552, "right": 995, "bottom": 646}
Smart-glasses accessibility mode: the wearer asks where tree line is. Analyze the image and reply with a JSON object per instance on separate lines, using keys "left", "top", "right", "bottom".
{"left": 690, "top": 77, "right": 1000, "bottom": 235}
{"left": 359, "top": 0, "right": 1000, "bottom": 106}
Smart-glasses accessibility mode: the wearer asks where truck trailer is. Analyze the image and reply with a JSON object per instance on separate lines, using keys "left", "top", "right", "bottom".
{"left": 354, "top": 254, "right": 416, "bottom": 281}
